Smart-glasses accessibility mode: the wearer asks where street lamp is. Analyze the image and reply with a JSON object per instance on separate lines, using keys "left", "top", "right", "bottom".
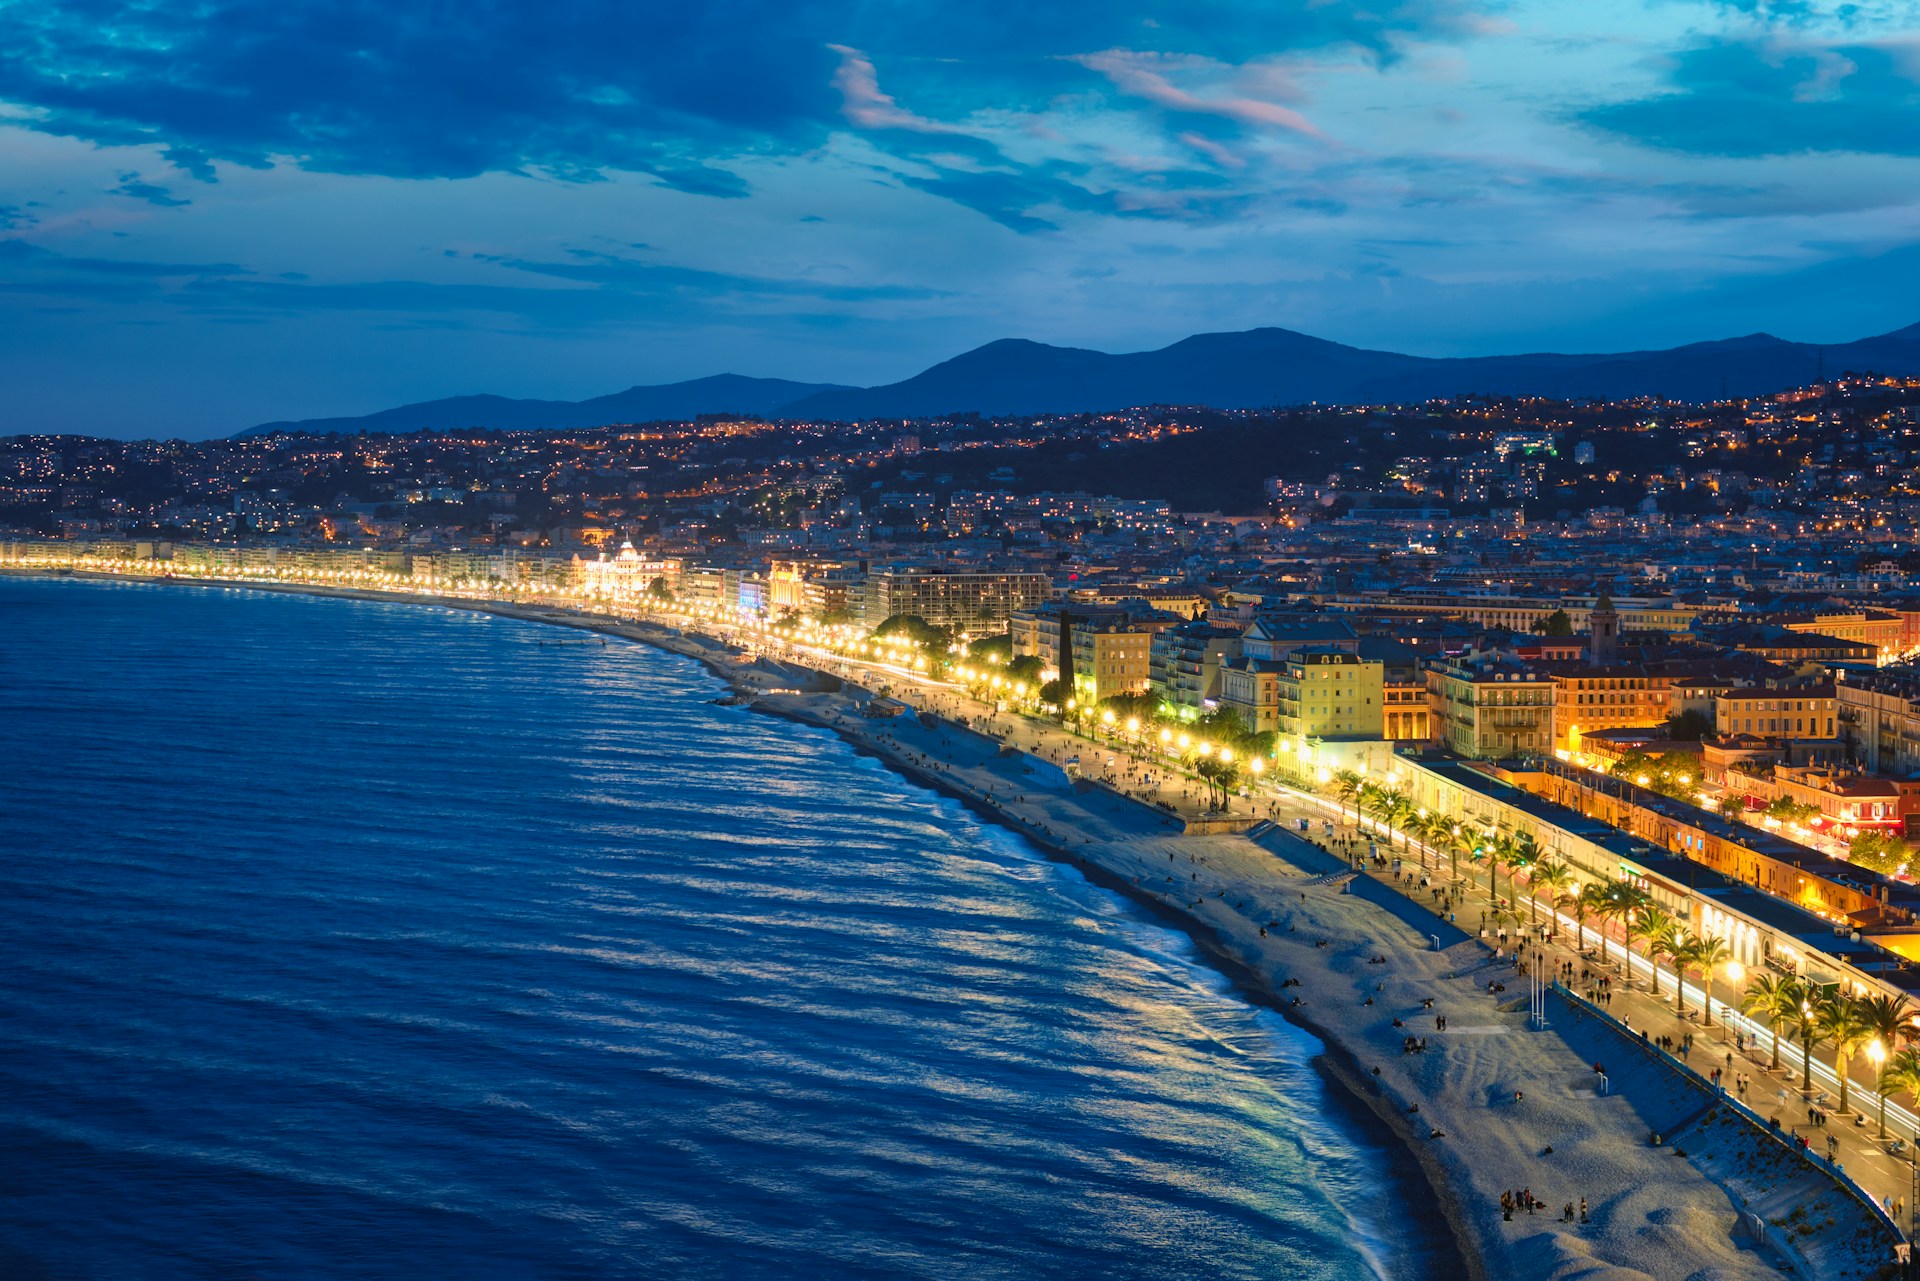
{"left": 1869, "top": 1039, "right": 1890, "bottom": 1137}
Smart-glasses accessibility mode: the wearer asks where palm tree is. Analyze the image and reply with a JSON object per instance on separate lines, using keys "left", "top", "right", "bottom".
{"left": 1401, "top": 811, "right": 1433, "bottom": 869}
{"left": 1380, "top": 789, "right": 1413, "bottom": 850}
{"left": 1611, "top": 884, "right": 1654, "bottom": 987}
{"left": 1878, "top": 1047, "right": 1920, "bottom": 1141}
{"left": 1531, "top": 858, "right": 1576, "bottom": 934}
{"left": 1858, "top": 993, "right": 1916, "bottom": 1059}
{"left": 1354, "top": 781, "right": 1383, "bottom": 840}
{"left": 1792, "top": 987, "right": 1831, "bottom": 1096}
{"left": 1815, "top": 994, "right": 1874, "bottom": 1115}
{"left": 1464, "top": 838, "right": 1490, "bottom": 898}
{"left": 1429, "top": 821, "right": 1463, "bottom": 885}
{"left": 1639, "top": 907, "right": 1682, "bottom": 1002}
{"left": 1740, "top": 973, "right": 1802, "bottom": 1073}
{"left": 1508, "top": 831, "right": 1541, "bottom": 921}
{"left": 1574, "top": 882, "right": 1610, "bottom": 955}
{"left": 1485, "top": 830, "right": 1517, "bottom": 910}
{"left": 1682, "top": 935, "right": 1732, "bottom": 1025}
{"left": 1330, "top": 769, "right": 1363, "bottom": 824}
{"left": 1589, "top": 884, "right": 1625, "bottom": 970}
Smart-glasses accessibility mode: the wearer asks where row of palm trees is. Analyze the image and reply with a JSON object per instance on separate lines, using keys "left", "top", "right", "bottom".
{"left": 1324, "top": 768, "right": 1920, "bottom": 1133}
{"left": 1740, "top": 977, "right": 1920, "bottom": 1129}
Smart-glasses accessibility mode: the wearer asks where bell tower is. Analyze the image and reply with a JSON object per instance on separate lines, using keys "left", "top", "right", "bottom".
{"left": 1588, "top": 591, "right": 1619, "bottom": 665}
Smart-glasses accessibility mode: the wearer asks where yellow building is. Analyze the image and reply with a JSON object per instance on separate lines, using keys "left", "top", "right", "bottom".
{"left": 1273, "top": 648, "right": 1384, "bottom": 742}
{"left": 1426, "top": 656, "right": 1555, "bottom": 759}
{"left": 1552, "top": 667, "right": 1669, "bottom": 756}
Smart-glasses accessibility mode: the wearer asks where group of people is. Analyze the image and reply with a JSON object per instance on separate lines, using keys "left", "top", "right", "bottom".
{"left": 1501, "top": 1189, "right": 1588, "bottom": 1224}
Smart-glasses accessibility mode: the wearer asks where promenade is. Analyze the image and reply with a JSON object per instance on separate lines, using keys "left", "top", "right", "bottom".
{"left": 681, "top": 606, "right": 1901, "bottom": 1280}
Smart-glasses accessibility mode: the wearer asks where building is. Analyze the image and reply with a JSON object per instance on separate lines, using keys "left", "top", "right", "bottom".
{"left": 858, "top": 567, "right": 1053, "bottom": 632}
{"left": 1219, "top": 655, "right": 1286, "bottom": 735}
{"left": 1706, "top": 623, "right": 1877, "bottom": 667}
{"left": 1769, "top": 610, "right": 1903, "bottom": 663}
{"left": 575, "top": 542, "right": 677, "bottom": 598}
{"left": 1838, "top": 667, "right": 1920, "bottom": 776}
{"left": 1149, "top": 619, "right": 1245, "bottom": 720}
{"left": 1070, "top": 624, "right": 1161, "bottom": 705}
{"left": 1551, "top": 666, "right": 1670, "bottom": 757}
{"left": 1712, "top": 685, "right": 1839, "bottom": 744}
{"left": 1271, "top": 647, "right": 1384, "bottom": 744}
{"left": 1719, "top": 762, "right": 1917, "bottom": 839}
{"left": 1327, "top": 588, "right": 1702, "bottom": 636}
{"left": 1425, "top": 655, "right": 1556, "bottom": 759}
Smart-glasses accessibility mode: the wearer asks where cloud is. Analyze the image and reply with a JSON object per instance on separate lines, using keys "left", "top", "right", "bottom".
{"left": 0, "top": 0, "right": 1493, "bottom": 218}
{"left": 827, "top": 45, "right": 965, "bottom": 134}
{"left": 110, "top": 174, "right": 190, "bottom": 207}
{"left": 1580, "top": 36, "right": 1920, "bottom": 157}
{"left": 1073, "top": 50, "right": 1328, "bottom": 140}
{"left": 0, "top": 237, "right": 941, "bottom": 330}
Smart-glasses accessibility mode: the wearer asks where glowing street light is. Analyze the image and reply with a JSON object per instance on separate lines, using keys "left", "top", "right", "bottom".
{"left": 1868, "top": 1039, "right": 1890, "bottom": 1136}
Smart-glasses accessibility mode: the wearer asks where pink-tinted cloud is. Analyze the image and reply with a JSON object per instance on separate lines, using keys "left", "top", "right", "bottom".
{"left": 1074, "top": 50, "right": 1329, "bottom": 140}
{"left": 827, "top": 44, "right": 963, "bottom": 134}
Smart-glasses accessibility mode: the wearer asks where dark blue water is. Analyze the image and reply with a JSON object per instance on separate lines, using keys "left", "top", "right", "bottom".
{"left": 0, "top": 577, "right": 1436, "bottom": 1280}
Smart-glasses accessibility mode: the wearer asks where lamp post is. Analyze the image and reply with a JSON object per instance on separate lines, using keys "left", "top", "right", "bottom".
{"left": 1721, "top": 960, "right": 1744, "bottom": 1043}
{"left": 1869, "top": 1039, "right": 1889, "bottom": 1138}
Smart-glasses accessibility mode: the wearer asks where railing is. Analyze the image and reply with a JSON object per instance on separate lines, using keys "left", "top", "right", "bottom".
{"left": 1555, "top": 981, "right": 1906, "bottom": 1244}
{"left": 1265, "top": 773, "right": 1920, "bottom": 1201}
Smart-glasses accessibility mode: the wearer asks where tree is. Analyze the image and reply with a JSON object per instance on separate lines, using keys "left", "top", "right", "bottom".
{"left": 1740, "top": 974, "right": 1803, "bottom": 1073}
{"left": 1508, "top": 831, "right": 1542, "bottom": 922}
{"left": 1849, "top": 830, "right": 1911, "bottom": 876}
{"left": 1485, "top": 830, "right": 1516, "bottom": 909}
{"left": 1791, "top": 986, "right": 1831, "bottom": 1096}
{"left": 646, "top": 576, "right": 674, "bottom": 602}
{"left": 1037, "top": 678, "right": 1069, "bottom": 709}
{"left": 1575, "top": 882, "right": 1610, "bottom": 954}
{"left": 1716, "top": 794, "right": 1745, "bottom": 823}
{"left": 1681, "top": 935, "right": 1731, "bottom": 1025}
{"left": 1665, "top": 709, "right": 1713, "bottom": 741}
{"left": 1006, "top": 654, "right": 1046, "bottom": 684}
{"left": 967, "top": 634, "right": 1012, "bottom": 664}
{"left": 1429, "top": 821, "right": 1464, "bottom": 885}
{"left": 1330, "top": 769, "right": 1364, "bottom": 824}
{"left": 1610, "top": 883, "right": 1654, "bottom": 985}
{"left": 1878, "top": 1048, "right": 1920, "bottom": 1140}
{"left": 1380, "top": 789, "right": 1413, "bottom": 852}
{"left": 1764, "top": 795, "right": 1820, "bottom": 827}
{"left": 1857, "top": 994, "right": 1916, "bottom": 1132}
{"left": 1531, "top": 859, "right": 1576, "bottom": 933}
{"left": 874, "top": 614, "right": 952, "bottom": 651}
{"left": 1815, "top": 994, "right": 1874, "bottom": 1115}
{"left": 1193, "top": 756, "right": 1242, "bottom": 810}
{"left": 1539, "top": 609, "right": 1574, "bottom": 636}
{"left": 1639, "top": 907, "right": 1682, "bottom": 1003}
{"left": 1100, "top": 692, "right": 1159, "bottom": 726}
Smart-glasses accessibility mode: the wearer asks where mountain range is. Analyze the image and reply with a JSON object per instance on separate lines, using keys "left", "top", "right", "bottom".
{"left": 241, "top": 321, "right": 1920, "bottom": 436}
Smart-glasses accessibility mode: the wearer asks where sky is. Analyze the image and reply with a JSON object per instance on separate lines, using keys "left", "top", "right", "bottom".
{"left": 3, "top": 0, "right": 1920, "bottom": 438}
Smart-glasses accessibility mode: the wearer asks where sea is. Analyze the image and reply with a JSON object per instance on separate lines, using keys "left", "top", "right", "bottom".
{"left": 0, "top": 575, "right": 1449, "bottom": 1280}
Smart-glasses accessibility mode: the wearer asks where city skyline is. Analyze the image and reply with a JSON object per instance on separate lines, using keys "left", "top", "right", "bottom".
{"left": 4, "top": 0, "right": 1920, "bottom": 437}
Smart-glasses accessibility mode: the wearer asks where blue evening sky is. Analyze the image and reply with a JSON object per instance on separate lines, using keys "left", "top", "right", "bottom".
{"left": 2, "top": 0, "right": 1918, "bottom": 437}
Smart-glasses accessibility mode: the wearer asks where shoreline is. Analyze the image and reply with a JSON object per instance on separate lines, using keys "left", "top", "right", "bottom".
{"left": 14, "top": 569, "right": 1887, "bottom": 1279}
{"left": 749, "top": 695, "right": 1484, "bottom": 1281}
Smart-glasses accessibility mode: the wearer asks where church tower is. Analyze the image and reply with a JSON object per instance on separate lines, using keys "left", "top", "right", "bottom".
{"left": 1588, "top": 591, "right": 1619, "bottom": 665}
